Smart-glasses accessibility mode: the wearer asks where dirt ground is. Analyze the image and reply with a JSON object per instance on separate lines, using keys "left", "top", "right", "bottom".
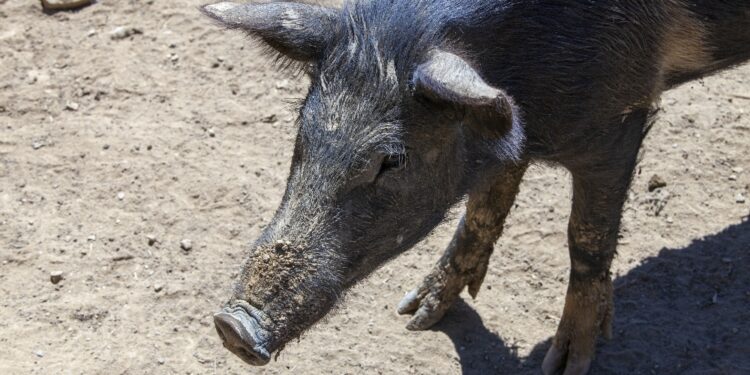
{"left": 1, "top": 1, "right": 749, "bottom": 374}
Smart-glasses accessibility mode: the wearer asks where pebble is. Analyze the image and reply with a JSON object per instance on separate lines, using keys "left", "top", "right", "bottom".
{"left": 50, "top": 271, "right": 64, "bottom": 284}
{"left": 207, "top": 127, "right": 216, "bottom": 137}
{"left": 157, "top": 358, "right": 165, "bottom": 365}
{"left": 180, "top": 239, "right": 193, "bottom": 251}
{"left": 154, "top": 283, "right": 164, "bottom": 293}
{"left": 110, "top": 26, "right": 142, "bottom": 40}
{"left": 736, "top": 193, "right": 746, "bottom": 203}
{"left": 146, "top": 235, "right": 157, "bottom": 246}
{"left": 42, "top": 0, "right": 92, "bottom": 11}
{"left": 729, "top": 174, "right": 738, "bottom": 181}
{"left": 648, "top": 174, "right": 667, "bottom": 192}
{"left": 34, "top": 350, "right": 44, "bottom": 358}
{"left": 116, "top": 191, "right": 125, "bottom": 200}
{"left": 31, "top": 141, "right": 46, "bottom": 150}
{"left": 65, "top": 101, "right": 79, "bottom": 111}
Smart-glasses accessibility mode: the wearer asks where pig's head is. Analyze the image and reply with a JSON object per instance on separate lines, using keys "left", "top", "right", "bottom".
{"left": 202, "top": 1, "right": 524, "bottom": 365}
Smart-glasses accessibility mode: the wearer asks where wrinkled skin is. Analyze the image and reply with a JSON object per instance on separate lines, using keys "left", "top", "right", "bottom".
{"left": 202, "top": 0, "right": 750, "bottom": 373}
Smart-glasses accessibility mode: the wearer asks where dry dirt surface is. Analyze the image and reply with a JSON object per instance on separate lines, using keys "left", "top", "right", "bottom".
{"left": 1, "top": 1, "right": 749, "bottom": 374}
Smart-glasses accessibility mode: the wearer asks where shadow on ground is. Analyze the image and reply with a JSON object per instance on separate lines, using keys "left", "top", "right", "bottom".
{"left": 433, "top": 218, "right": 750, "bottom": 375}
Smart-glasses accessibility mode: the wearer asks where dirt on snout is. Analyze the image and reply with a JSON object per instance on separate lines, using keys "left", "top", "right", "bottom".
{"left": 1, "top": 1, "right": 749, "bottom": 374}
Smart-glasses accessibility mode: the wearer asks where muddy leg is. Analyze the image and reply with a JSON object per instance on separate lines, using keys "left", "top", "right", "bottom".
{"left": 542, "top": 165, "right": 639, "bottom": 375}
{"left": 397, "top": 163, "right": 528, "bottom": 330}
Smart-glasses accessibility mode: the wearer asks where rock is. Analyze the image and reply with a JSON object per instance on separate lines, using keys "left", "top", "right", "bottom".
{"left": 110, "top": 26, "right": 142, "bottom": 40}
{"left": 146, "top": 235, "right": 157, "bottom": 246}
{"left": 154, "top": 283, "right": 164, "bottom": 293}
{"left": 116, "top": 191, "right": 125, "bottom": 200}
{"left": 34, "top": 350, "right": 44, "bottom": 358}
{"left": 207, "top": 128, "right": 216, "bottom": 137}
{"left": 735, "top": 193, "right": 746, "bottom": 204}
{"left": 729, "top": 174, "right": 738, "bottom": 181}
{"left": 65, "top": 101, "right": 79, "bottom": 111}
{"left": 180, "top": 239, "right": 193, "bottom": 251}
{"left": 41, "top": 0, "right": 93, "bottom": 11}
{"left": 32, "top": 141, "right": 46, "bottom": 150}
{"left": 50, "top": 271, "right": 64, "bottom": 284}
{"left": 648, "top": 174, "right": 667, "bottom": 192}
{"left": 157, "top": 358, "right": 165, "bottom": 365}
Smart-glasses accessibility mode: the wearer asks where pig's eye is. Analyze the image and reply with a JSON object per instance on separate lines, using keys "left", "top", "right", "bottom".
{"left": 378, "top": 153, "right": 406, "bottom": 176}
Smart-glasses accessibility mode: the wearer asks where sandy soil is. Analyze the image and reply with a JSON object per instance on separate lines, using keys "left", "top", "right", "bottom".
{"left": 1, "top": 1, "right": 749, "bottom": 374}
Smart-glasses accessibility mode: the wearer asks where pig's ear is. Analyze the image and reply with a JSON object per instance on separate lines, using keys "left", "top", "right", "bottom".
{"left": 412, "top": 50, "right": 523, "bottom": 156}
{"left": 201, "top": 2, "right": 338, "bottom": 61}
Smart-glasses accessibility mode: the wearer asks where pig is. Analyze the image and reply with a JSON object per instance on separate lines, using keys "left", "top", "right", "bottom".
{"left": 201, "top": 0, "right": 750, "bottom": 373}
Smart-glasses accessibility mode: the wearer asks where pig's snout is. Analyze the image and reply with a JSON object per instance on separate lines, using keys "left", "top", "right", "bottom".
{"left": 214, "top": 303, "right": 272, "bottom": 366}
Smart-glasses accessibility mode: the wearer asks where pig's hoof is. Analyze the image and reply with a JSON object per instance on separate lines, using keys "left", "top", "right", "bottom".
{"left": 396, "top": 271, "right": 466, "bottom": 330}
{"left": 541, "top": 285, "right": 612, "bottom": 375}
{"left": 541, "top": 344, "right": 592, "bottom": 375}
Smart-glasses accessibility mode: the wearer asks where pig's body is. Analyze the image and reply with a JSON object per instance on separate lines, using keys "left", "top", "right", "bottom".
{"left": 202, "top": 1, "right": 750, "bottom": 374}
{"left": 452, "top": 0, "right": 750, "bottom": 161}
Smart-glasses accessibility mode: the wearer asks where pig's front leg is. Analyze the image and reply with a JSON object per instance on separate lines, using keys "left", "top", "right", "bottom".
{"left": 397, "top": 163, "right": 528, "bottom": 330}
{"left": 543, "top": 154, "right": 644, "bottom": 374}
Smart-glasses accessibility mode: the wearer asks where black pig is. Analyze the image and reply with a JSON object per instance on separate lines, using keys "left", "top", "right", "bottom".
{"left": 201, "top": 1, "right": 750, "bottom": 373}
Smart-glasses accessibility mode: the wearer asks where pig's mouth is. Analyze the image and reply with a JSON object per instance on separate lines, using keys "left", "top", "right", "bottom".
{"left": 214, "top": 300, "right": 274, "bottom": 365}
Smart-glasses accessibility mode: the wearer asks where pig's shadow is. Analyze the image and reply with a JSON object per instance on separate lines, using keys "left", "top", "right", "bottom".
{"left": 432, "top": 217, "right": 750, "bottom": 375}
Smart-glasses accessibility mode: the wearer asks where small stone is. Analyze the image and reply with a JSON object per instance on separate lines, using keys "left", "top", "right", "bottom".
{"left": 87, "top": 235, "right": 96, "bottom": 242}
{"left": 41, "top": 0, "right": 93, "bottom": 11}
{"left": 648, "top": 174, "right": 667, "bottom": 192}
{"left": 729, "top": 174, "right": 738, "bottom": 181}
{"left": 153, "top": 283, "right": 164, "bottom": 293}
{"left": 110, "top": 26, "right": 142, "bottom": 40}
{"left": 31, "top": 141, "right": 46, "bottom": 150}
{"left": 207, "top": 128, "right": 216, "bottom": 137}
{"left": 116, "top": 191, "right": 125, "bottom": 200}
{"left": 102, "top": 144, "right": 110, "bottom": 150}
{"left": 157, "top": 358, "right": 165, "bottom": 365}
{"left": 169, "top": 54, "right": 179, "bottom": 62}
{"left": 34, "top": 350, "right": 44, "bottom": 358}
{"left": 736, "top": 193, "right": 746, "bottom": 204}
{"left": 732, "top": 167, "right": 744, "bottom": 174}
{"left": 50, "top": 271, "right": 64, "bottom": 284}
{"left": 65, "top": 102, "right": 79, "bottom": 111}
{"left": 87, "top": 28, "right": 96, "bottom": 37}
{"left": 180, "top": 239, "right": 193, "bottom": 251}
{"left": 146, "top": 235, "right": 157, "bottom": 246}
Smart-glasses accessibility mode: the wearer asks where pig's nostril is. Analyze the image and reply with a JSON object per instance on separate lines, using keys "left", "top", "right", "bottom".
{"left": 213, "top": 310, "right": 271, "bottom": 366}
